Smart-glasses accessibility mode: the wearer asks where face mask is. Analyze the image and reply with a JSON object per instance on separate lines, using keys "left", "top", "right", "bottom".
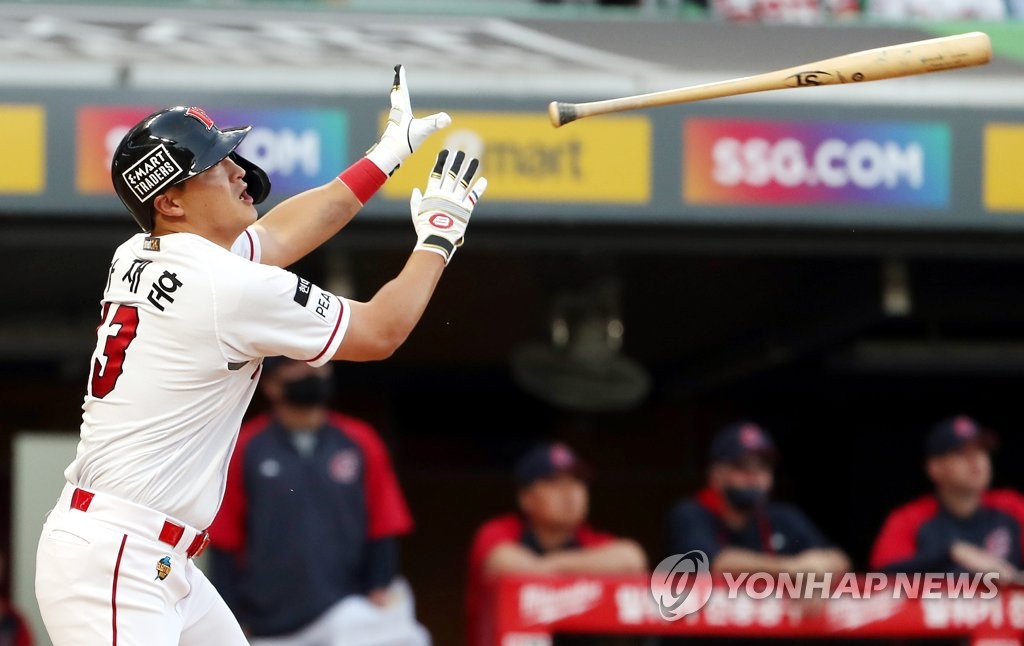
{"left": 723, "top": 486, "right": 767, "bottom": 511}
{"left": 282, "top": 375, "right": 333, "bottom": 407}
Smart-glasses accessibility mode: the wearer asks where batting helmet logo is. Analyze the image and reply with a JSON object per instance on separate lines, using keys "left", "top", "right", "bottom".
{"left": 429, "top": 213, "right": 454, "bottom": 229}
{"left": 184, "top": 107, "right": 215, "bottom": 130}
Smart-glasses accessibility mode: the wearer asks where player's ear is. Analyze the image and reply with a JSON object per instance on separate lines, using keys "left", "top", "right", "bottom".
{"left": 152, "top": 187, "right": 186, "bottom": 220}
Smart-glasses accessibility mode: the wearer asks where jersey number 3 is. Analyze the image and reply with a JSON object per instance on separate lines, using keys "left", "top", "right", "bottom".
{"left": 90, "top": 304, "right": 140, "bottom": 399}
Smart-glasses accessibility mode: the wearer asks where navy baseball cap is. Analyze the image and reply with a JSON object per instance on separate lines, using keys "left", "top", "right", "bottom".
{"left": 926, "top": 415, "right": 998, "bottom": 457}
{"left": 709, "top": 421, "right": 777, "bottom": 465}
{"left": 514, "top": 442, "right": 592, "bottom": 488}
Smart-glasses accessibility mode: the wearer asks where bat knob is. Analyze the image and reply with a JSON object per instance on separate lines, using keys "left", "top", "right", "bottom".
{"left": 548, "top": 101, "right": 578, "bottom": 128}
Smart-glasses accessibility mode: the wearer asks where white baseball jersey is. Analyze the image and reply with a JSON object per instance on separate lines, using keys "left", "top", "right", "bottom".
{"left": 64, "top": 229, "right": 350, "bottom": 529}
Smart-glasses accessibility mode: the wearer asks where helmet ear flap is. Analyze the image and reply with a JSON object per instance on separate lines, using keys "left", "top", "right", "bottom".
{"left": 231, "top": 153, "right": 271, "bottom": 205}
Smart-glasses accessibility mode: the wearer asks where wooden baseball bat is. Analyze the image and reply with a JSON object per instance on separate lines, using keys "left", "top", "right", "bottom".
{"left": 548, "top": 31, "right": 991, "bottom": 127}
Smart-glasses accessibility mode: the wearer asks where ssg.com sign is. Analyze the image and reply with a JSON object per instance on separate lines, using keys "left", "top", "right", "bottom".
{"left": 684, "top": 119, "right": 950, "bottom": 207}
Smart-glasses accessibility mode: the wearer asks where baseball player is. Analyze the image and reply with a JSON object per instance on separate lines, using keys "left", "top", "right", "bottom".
{"left": 666, "top": 421, "right": 850, "bottom": 578}
{"left": 466, "top": 443, "right": 647, "bottom": 646}
{"left": 34, "top": 65, "right": 486, "bottom": 646}
{"left": 207, "top": 357, "right": 428, "bottom": 645}
{"left": 870, "top": 415, "right": 1024, "bottom": 582}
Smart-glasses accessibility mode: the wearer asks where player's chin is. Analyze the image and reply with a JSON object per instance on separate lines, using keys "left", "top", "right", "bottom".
{"left": 239, "top": 201, "right": 258, "bottom": 222}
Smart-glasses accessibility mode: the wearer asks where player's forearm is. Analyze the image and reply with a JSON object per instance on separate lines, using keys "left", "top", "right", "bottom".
{"left": 334, "top": 252, "right": 445, "bottom": 361}
{"left": 252, "top": 178, "right": 367, "bottom": 268}
{"left": 711, "top": 548, "right": 801, "bottom": 577}
{"left": 804, "top": 548, "right": 852, "bottom": 575}
{"left": 950, "top": 540, "right": 1020, "bottom": 580}
{"left": 877, "top": 543, "right": 954, "bottom": 574}
{"left": 370, "top": 252, "right": 446, "bottom": 347}
{"left": 485, "top": 544, "right": 552, "bottom": 577}
{"left": 543, "top": 540, "right": 649, "bottom": 575}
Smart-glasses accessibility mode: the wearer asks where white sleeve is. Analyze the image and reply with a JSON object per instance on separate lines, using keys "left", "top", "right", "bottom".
{"left": 216, "top": 263, "right": 351, "bottom": 367}
{"left": 229, "top": 227, "right": 262, "bottom": 263}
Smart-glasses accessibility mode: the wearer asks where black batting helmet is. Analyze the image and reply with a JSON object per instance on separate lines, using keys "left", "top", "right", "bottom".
{"left": 111, "top": 106, "right": 271, "bottom": 232}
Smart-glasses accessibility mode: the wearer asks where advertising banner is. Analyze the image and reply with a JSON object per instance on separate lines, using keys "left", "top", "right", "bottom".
{"left": 0, "top": 105, "right": 45, "bottom": 194}
{"left": 381, "top": 111, "right": 651, "bottom": 204}
{"left": 984, "top": 124, "right": 1024, "bottom": 213}
{"left": 684, "top": 119, "right": 950, "bottom": 208}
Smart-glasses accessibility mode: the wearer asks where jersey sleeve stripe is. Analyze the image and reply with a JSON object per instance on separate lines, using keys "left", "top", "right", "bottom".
{"left": 244, "top": 230, "right": 255, "bottom": 262}
{"left": 306, "top": 296, "right": 347, "bottom": 365}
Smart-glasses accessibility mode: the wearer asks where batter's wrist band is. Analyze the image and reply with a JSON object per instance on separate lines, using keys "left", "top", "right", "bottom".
{"left": 338, "top": 158, "right": 388, "bottom": 205}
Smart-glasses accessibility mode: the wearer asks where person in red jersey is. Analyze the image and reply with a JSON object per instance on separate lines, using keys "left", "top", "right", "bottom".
{"left": 466, "top": 442, "right": 647, "bottom": 646}
{"left": 0, "top": 550, "right": 32, "bottom": 646}
{"left": 208, "top": 357, "right": 427, "bottom": 645}
{"left": 871, "top": 415, "right": 1024, "bottom": 584}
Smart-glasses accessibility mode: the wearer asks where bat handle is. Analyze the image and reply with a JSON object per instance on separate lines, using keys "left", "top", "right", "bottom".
{"left": 548, "top": 101, "right": 578, "bottom": 128}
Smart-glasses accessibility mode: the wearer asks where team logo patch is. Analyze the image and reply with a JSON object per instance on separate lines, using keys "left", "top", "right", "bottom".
{"left": 184, "top": 106, "right": 215, "bottom": 130}
{"left": 954, "top": 416, "right": 979, "bottom": 438}
{"left": 550, "top": 443, "right": 575, "bottom": 468}
{"left": 429, "top": 213, "right": 454, "bottom": 229}
{"left": 985, "top": 527, "right": 1011, "bottom": 560}
{"left": 143, "top": 237, "right": 161, "bottom": 252}
{"left": 329, "top": 449, "right": 360, "bottom": 484}
{"left": 122, "top": 144, "right": 184, "bottom": 204}
{"left": 155, "top": 556, "right": 172, "bottom": 581}
{"left": 739, "top": 424, "right": 766, "bottom": 449}
{"left": 293, "top": 277, "right": 312, "bottom": 307}
{"left": 259, "top": 459, "right": 281, "bottom": 478}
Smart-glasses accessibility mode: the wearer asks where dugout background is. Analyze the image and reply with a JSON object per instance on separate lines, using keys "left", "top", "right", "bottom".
{"left": 5, "top": 218, "right": 1024, "bottom": 645}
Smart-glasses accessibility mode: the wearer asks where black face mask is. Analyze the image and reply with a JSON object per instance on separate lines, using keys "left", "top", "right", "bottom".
{"left": 723, "top": 486, "right": 767, "bottom": 511}
{"left": 281, "top": 375, "right": 334, "bottom": 407}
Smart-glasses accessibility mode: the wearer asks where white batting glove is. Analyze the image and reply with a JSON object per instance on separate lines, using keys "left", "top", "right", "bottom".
{"left": 365, "top": 64, "right": 451, "bottom": 176}
{"left": 410, "top": 149, "right": 488, "bottom": 265}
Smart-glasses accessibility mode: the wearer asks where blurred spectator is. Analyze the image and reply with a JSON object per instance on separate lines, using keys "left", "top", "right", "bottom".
{"left": 870, "top": 415, "right": 1024, "bottom": 583}
{"left": 466, "top": 442, "right": 648, "bottom": 646}
{"left": 537, "top": 0, "right": 643, "bottom": 4}
{"left": 0, "top": 550, "right": 32, "bottom": 646}
{"left": 538, "top": 0, "right": 643, "bottom": 4}
{"left": 208, "top": 357, "right": 428, "bottom": 645}
{"left": 865, "top": 0, "right": 1007, "bottom": 20}
{"left": 667, "top": 421, "right": 850, "bottom": 577}
{"left": 708, "top": 0, "right": 860, "bottom": 23}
